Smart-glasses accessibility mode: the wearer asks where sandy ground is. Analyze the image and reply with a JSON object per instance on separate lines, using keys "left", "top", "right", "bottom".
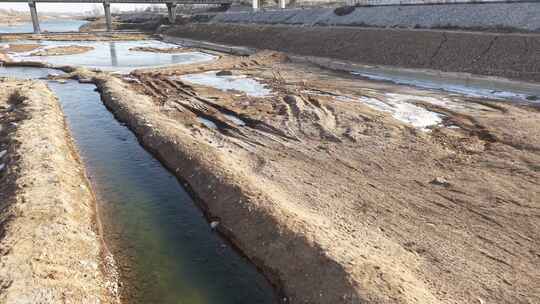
{"left": 31, "top": 45, "right": 94, "bottom": 56}
{"left": 2, "top": 44, "right": 41, "bottom": 53}
{"left": 0, "top": 44, "right": 41, "bottom": 63}
{"left": 0, "top": 80, "right": 119, "bottom": 303}
{"left": 69, "top": 50, "right": 540, "bottom": 304}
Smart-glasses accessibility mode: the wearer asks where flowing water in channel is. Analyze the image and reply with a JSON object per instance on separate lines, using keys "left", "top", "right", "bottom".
{"left": 0, "top": 66, "right": 276, "bottom": 303}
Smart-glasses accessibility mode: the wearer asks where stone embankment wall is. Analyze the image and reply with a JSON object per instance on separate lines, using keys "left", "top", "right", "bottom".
{"left": 211, "top": 2, "right": 540, "bottom": 32}
{"left": 167, "top": 18, "right": 540, "bottom": 82}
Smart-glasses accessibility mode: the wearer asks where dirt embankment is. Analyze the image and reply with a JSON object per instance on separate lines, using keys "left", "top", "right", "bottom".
{"left": 0, "top": 80, "right": 119, "bottom": 303}
{"left": 72, "top": 50, "right": 540, "bottom": 304}
{"left": 164, "top": 23, "right": 540, "bottom": 83}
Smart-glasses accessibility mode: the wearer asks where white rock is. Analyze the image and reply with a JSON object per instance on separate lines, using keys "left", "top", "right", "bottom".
{"left": 431, "top": 177, "right": 450, "bottom": 186}
{"left": 210, "top": 221, "right": 220, "bottom": 230}
{"left": 0, "top": 150, "right": 6, "bottom": 159}
{"left": 0, "top": 164, "right": 5, "bottom": 172}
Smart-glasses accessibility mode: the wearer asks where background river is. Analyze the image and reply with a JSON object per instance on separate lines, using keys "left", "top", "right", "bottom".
{"left": 0, "top": 19, "right": 87, "bottom": 33}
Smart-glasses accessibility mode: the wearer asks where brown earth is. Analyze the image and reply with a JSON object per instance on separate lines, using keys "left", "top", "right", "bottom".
{"left": 2, "top": 43, "right": 41, "bottom": 53}
{"left": 0, "top": 80, "right": 120, "bottom": 303}
{"left": 164, "top": 23, "right": 540, "bottom": 83}
{"left": 0, "top": 44, "right": 42, "bottom": 63}
{"left": 31, "top": 45, "right": 94, "bottom": 56}
{"left": 64, "top": 50, "right": 540, "bottom": 304}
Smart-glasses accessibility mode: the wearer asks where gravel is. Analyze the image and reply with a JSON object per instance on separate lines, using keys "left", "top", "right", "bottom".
{"left": 210, "top": 2, "right": 540, "bottom": 32}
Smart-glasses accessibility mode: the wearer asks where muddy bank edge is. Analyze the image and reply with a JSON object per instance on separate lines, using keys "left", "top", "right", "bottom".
{"left": 0, "top": 80, "right": 119, "bottom": 303}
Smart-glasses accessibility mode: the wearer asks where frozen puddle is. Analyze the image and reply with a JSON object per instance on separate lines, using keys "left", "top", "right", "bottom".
{"left": 198, "top": 117, "right": 218, "bottom": 129}
{"left": 3, "top": 40, "right": 216, "bottom": 72}
{"left": 223, "top": 113, "right": 246, "bottom": 126}
{"left": 352, "top": 71, "right": 539, "bottom": 103}
{"left": 340, "top": 95, "right": 444, "bottom": 130}
{"left": 176, "top": 71, "right": 272, "bottom": 97}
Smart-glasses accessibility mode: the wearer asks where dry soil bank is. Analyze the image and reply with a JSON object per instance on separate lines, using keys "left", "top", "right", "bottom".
{"left": 0, "top": 80, "right": 119, "bottom": 303}
{"left": 71, "top": 50, "right": 540, "bottom": 304}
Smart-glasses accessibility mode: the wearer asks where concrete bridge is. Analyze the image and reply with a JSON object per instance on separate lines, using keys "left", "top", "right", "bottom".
{"left": 0, "top": 0, "right": 233, "bottom": 33}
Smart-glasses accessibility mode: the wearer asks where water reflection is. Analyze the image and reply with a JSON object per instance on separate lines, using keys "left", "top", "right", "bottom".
{"left": 4, "top": 40, "right": 216, "bottom": 72}
{"left": 109, "top": 42, "right": 118, "bottom": 67}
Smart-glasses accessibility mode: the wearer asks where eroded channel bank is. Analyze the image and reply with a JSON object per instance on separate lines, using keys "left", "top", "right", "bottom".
{"left": 0, "top": 79, "right": 119, "bottom": 303}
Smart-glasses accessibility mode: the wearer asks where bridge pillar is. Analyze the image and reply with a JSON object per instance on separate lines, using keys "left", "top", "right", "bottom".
{"left": 28, "top": 1, "right": 40, "bottom": 34}
{"left": 166, "top": 3, "right": 177, "bottom": 24}
{"left": 103, "top": 2, "right": 112, "bottom": 32}
{"left": 279, "top": 0, "right": 286, "bottom": 8}
{"left": 252, "top": 0, "right": 260, "bottom": 11}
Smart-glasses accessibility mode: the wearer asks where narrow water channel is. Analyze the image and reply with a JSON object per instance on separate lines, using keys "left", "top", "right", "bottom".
{"left": 0, "top": 67, "right": 276, "bottom": 303}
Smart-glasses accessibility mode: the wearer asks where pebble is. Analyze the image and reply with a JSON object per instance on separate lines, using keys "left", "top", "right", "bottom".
{"left": 431, "top": 177, "right": 450, "bottom": 186}
{"left": 210, "top": 221, "right": 220, "bottom": 230}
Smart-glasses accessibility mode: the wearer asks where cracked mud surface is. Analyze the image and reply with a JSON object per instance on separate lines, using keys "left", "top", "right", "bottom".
{"left": 80, "top": 50, "right": 540, "bottom": 304}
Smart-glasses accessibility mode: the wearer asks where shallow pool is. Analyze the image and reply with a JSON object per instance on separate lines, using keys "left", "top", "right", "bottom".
{"left": 4, "top": 40, "right": 216, "bottom": 72}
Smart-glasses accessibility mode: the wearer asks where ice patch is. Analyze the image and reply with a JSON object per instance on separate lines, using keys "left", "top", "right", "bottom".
{"left": 223, "top": 114, "right": 246, "bottom": 126}
{"left": 176, "top": 71, "right": 272, "bottom": 97}
{"left": 384, "top": 93, "right": 464, "bottom": 110}
{"left": 352, "top": 71, "right": 538, "bottom": 103}
{"left": 347, "top": 95, "right": 444, "bottom": 130}
{"left": 198, "top": 117, "right": 218, "bottom": 129}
